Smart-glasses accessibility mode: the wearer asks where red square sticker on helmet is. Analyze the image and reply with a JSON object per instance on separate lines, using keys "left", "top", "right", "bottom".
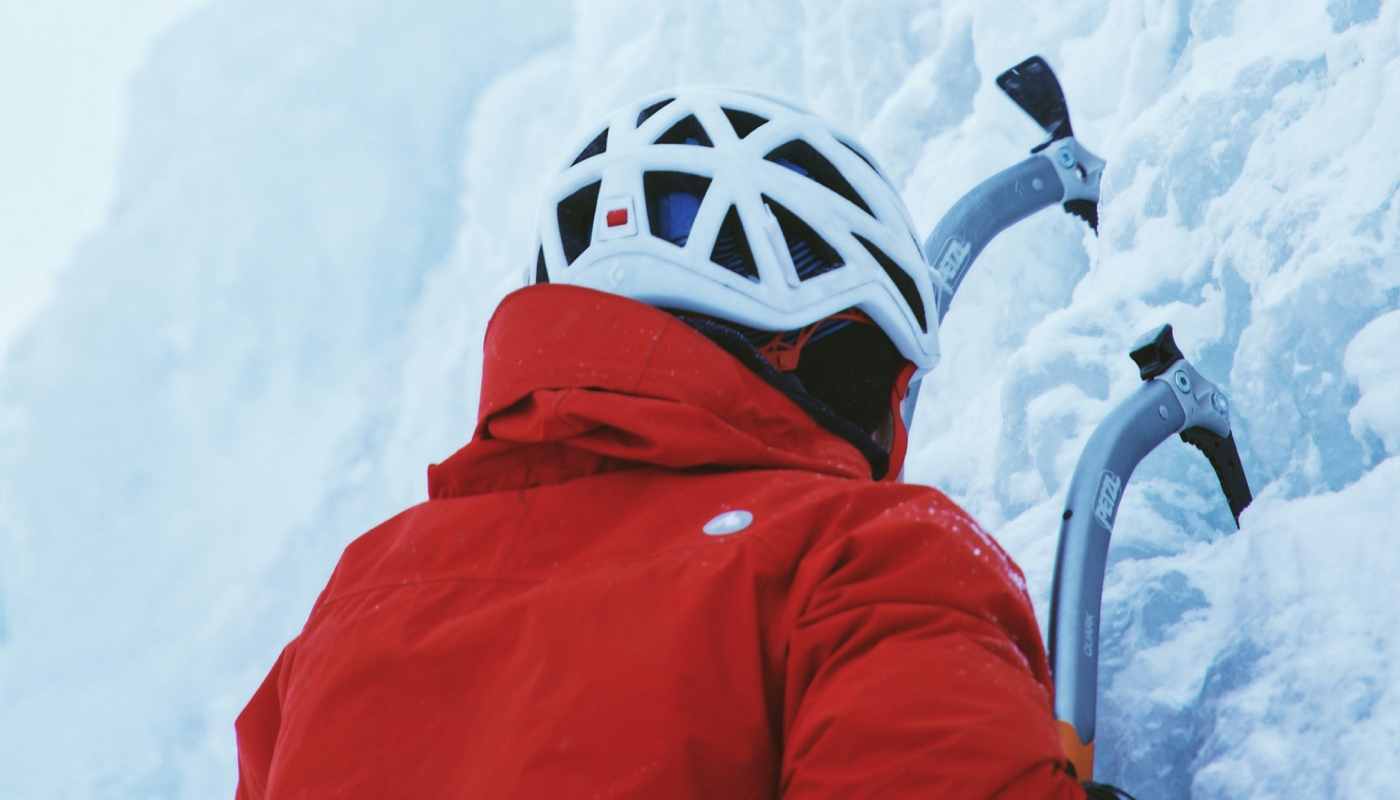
{"left": 597, "top": 196, "right": 637, "bottom": 241}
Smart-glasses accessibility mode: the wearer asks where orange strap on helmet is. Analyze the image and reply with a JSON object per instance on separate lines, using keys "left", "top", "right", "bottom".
{"left": 755, "top": 310, "right": 874, "bottom": 372}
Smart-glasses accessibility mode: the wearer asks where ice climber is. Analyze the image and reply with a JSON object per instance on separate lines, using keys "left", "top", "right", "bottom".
{"left": 234, "top": 88, "right": 1132, "bottom": 799}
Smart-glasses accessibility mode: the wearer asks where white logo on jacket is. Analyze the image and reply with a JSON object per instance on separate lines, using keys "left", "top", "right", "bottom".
{"left": 703, "top": 510, "right": 753, "bottom": 535}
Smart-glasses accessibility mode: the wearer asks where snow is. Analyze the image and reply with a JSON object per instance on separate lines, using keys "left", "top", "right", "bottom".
{"left": 1, "top": 0, "right": 1397, "bottom": 797}
{"left": 1345, "top": 309, "right": 1400, "bottom": 456}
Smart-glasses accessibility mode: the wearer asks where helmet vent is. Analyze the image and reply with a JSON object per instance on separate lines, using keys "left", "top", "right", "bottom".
{"left": 854, "top": 234, "right": 926, "bottom": 332}
{"left": 637, "top": 98, "right": 674, "bottom": 127}
{"left": 644, "top": 171, "right": 712, "bottom": 247}
{"left": 762, "top": 196, "right": 844, "bottom": 280}
{"left": 557, "top": 181, "right": 601, "bottom": 265}
{"left": 535, "top": 246, "right": 548, "bottom": 283}
{"left": 710, "top": 206, "right": 759, "bottom": 282}
{"left": 723, "top": 108, "right": 769, "bottom": 139}
{"left": 765, "top": 140, "right": 873, "bottom": 217}
{"left": 571, "top": 128, "right": 608, "bottom": 165}
{"left": 655, "top": 115, "right": 714, "bottom": 147}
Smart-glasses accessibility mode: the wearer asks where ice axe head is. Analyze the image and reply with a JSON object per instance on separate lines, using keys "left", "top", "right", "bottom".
{"left": 995, "top": 56, "right": 1103, "bottom": 233}
{"left": 1130, "top": 324, "right": 1253, "bottom": 525}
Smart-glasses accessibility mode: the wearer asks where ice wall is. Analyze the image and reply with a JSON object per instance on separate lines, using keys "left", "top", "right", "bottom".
{"left": 0, "top": 0, "right": 570, "bottom": 796}
{"left": 1, "top": 0, "right": 1397, "bottom": 797}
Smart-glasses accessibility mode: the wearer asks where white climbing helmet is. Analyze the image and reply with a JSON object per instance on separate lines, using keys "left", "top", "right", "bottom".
{"left": 532, "top": 86, "right": 940, "bottom": 372}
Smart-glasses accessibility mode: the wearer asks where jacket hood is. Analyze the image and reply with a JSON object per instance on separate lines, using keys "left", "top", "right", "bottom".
{"left": 428, "top": 285, "right": 877, "bottom": 498}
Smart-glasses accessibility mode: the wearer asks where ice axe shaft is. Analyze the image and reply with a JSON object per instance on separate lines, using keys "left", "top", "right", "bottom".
{"left": 1048, "top": 324, "right": 1251, "bottom": 780}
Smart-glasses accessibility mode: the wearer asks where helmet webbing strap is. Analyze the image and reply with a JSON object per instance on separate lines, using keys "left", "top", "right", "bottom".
{"left": 754, "top": 310, "right": 875, "bottom": 372}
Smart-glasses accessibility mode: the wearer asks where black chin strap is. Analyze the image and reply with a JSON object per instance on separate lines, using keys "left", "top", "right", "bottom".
{"left": 676, "top": 315, "right": 891, "bottom": 480}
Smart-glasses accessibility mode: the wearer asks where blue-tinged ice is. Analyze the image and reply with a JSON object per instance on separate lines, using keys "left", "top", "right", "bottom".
{"left": 1, "top": 0, "right": 1397, "bottom": 797}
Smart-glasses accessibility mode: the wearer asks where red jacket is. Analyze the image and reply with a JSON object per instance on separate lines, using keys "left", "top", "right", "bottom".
{"left": 235, "top": 284, "right": 1083, "bottom": 799}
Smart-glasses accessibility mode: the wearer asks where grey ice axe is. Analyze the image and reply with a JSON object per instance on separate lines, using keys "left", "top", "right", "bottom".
{"left": 1047, "top": 324, "right": 1252, "bottom": 780}
{"left": 922, "top": 55, "right": 1105, "bottom": 323}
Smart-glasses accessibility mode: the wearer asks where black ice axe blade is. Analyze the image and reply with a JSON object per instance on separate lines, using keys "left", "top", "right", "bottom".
{"left": 922, "top": 56, "right": 1106, "bottom": 323}
{"left": 1047, "top": 324, "right": 1252, "bottom": 781}
{"left": 1180, "top": 428, "right": 1252, "bottom": 520}
{"left": 996, "top": 55, "right": 1073, "bottom": 151}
